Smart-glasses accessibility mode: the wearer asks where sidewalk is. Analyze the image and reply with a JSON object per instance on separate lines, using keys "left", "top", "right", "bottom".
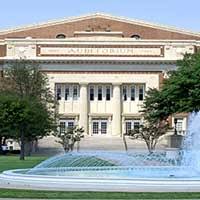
{"left": 33, "top": 135, "right": 168, "bottom": 156}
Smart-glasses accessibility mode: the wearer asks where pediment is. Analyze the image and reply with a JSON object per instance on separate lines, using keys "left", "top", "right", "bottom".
{"left": 0, "top": 13, "right": 200, "bottom": 40}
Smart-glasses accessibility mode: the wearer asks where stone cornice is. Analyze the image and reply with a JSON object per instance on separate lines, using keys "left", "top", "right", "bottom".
{"left": 2, "top": 58, "right": 176, "bottom": 65}
{"left": 4, "top": 38, "right": 200, "bottom": 44}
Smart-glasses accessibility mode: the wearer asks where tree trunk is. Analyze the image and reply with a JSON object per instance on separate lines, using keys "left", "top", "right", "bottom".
{"left": 20, "top": 129, "right": 25, "bottom": 160}
{"left": 122, "top": 134, "right": 128, "bottom": 152}
{"left": 25, "top": 140, "right": 32, "bottom": 156}
{"left": 2, "top": 136, "right": 7, "bottom": 145}
{"left": 146, "top": 141, "right": 153, "bottom": 154}
{"left": 77, "top": 141, "right": 80, "bottom": 152}
{"left": 0, "top": 136, "right": 2, "bottom": 154}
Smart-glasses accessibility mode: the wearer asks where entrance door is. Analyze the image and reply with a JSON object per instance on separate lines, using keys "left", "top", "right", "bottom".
{"left": 92, "top": 120, "right": 108, "bottom": 135}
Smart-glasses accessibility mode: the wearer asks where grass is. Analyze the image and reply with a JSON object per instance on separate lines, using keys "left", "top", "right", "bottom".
{"left": 0, "top": 189, "right": 200, "bottom": 199}
{"left": 0, "top": 155, "right": 47, "bottom": 172}
{"left": 1, "top": 155, "right": 200, "bottom": 199}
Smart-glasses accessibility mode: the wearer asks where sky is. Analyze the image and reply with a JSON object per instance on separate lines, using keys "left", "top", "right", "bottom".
{"left": 0, "top": 0, "right": 200, "bottom": 32}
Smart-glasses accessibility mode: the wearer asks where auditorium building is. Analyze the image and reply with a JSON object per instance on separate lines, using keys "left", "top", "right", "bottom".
{"left": 0, "top": 13, "right": 200, "bottom": 137}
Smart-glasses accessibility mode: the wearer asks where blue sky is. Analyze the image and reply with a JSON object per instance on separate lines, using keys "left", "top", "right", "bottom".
{"left": 0, "top": 0, "right": 200, "bottom": 32}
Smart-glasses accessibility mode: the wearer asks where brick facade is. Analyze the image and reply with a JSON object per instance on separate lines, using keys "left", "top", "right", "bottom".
{"left": 0, "top": 16, "right": 200, "bottom": 40}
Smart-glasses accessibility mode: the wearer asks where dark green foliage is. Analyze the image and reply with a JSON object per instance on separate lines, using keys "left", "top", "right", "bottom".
{"left": 162, "top": 53, "right": 200, "bottom": 113}
{"left": 0, "top": 60, "right": 58, "bottom": 159}
{"left": 126, "top": 52, "right": 200, "bottom": 152}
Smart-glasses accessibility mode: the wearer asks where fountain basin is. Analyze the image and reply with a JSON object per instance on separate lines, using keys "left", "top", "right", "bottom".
{"left": 1, "top": 166, "right": 200, "bottom": 192}
{"left": 1, "top": 150, "right": 200, "bottom": 192}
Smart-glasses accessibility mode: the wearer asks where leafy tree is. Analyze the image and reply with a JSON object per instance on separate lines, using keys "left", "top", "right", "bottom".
{"left": 0, "top": 93, "right": 56, "bottom": 160}
{"left": 126, "top": 52, "right": 200, "bottom": 152}
{"left": 127, "top": 120, "right": 169, "bottom": 153}
{"left": 1, "top": 60, "right": 54, "bottom": 105}
{"left": 161, "top": 52, "right": 200, "bottom": 114}
{"left": 0, "top": 60, "right": 57, "bottom": 159}
{"left": 55, "top": 126, "right": 84, "bottom": 153}
{"left": 125, "top": 89, "right": 170, "bottom": 153}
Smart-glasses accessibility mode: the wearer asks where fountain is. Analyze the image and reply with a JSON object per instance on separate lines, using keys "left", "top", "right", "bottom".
{"left": 1, "top": 112, "right": 200, "bottom": 192}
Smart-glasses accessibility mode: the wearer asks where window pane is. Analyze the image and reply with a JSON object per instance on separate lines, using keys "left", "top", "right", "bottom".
{"left": 101, "top": 122, "right": 107, "bottom": 134}
{"left": 56, "top": 85, "right": 62, "bottom": 100}
{"left": 93, "top": 122, "right": 99, "bottom": 134}
{"left": 90, "top": 86, "right": 94, "bottom": 101}
{"left": 122, "top": 86, "right": 127, "bottom": 101}
{"left": 106, "top": 86, "right": 111, "bottom": 101}
{"left": 65, "top": 86, "right": 69, "bottom": 100}
{"left": 139, "top": 85, "right": 144, "bottom": 101}
{"left": 98, "top": 86, "right": 102, "bottom": 101}
{"left": 125, "top": 122, "right": 132, "bottom": 134}
{"left": 73, "top": 85, "right": 78, "bottom": 100}
{"left": 133, "top": 121, "right": 140, "bottom": 130}
{"left": 176, "top": 119, "right": 183, "bottom": 131}
{"left": 68, "top": 122, "right": 74, "bottom": 129}
{"left": 60, "top": 122, "right": 66, "bottom": 133}
{"left": 131, "top": 86, "right": 135, "bottom": 101}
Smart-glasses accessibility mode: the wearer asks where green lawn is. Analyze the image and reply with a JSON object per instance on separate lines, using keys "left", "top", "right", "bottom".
{"left": 0, "top": 189, "right": 200, "bottom": 199}
{"left": 0, "top": 155, "right": 47, "bottom": 172}
{"left": 1, "top": 155, "right": 200, "bottom": 199}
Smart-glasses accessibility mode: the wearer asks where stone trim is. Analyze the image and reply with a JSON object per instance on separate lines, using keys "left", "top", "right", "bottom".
{"left": 88, "top": 113, "right": 113, "bottom": 117}
{"left": 59, "top": 113, "right": 79, "bottom": 118}
{"left": 37, "top": 44, "right": 164, "bottom": 58}
{"left": 122, "top": 113, "right": 142, "bottom": 118}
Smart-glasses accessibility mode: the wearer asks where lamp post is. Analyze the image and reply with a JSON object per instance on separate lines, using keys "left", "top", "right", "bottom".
{"left": 174, "top": 118, "right": 177, "bottom": 135}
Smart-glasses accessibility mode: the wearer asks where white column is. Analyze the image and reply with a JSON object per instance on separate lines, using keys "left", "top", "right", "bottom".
{"left": 112, "top": 83, "right": 121, "bottom": 136}
{"left": 79, "top": 83, "right": 88, "bottom": 134}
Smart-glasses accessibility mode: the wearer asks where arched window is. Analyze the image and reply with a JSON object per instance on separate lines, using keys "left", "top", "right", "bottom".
{"left": 131, "top": 34, "right": 141, "bottom": 40}
{"left": 56, "top": 34, "right": 66, "bottom": 39}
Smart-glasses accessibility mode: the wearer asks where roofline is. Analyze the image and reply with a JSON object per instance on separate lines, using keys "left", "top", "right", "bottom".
{"left": 0, "top": 12, "right": 200, "bottom": 37}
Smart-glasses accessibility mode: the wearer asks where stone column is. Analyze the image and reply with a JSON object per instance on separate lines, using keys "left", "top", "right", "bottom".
{"left": 112, "top": 83, "right": 121, "bottom": 136}
{"left": 79, "top": 83, "right": 88, "bottom": 134}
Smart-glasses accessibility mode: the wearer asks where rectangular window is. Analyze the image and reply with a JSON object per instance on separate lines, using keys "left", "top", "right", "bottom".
{"left": 122, "top": 86, "right": 127, "bottom": 101}
{"left": 139, "top": 85, "right": 144, "bottom": 101}
{"left": 176, "top": 118, "right": 183, "bottom": 132}
{"left": 101, "top": 122, "right": 107, "bottom": 134}
{"left": 93, "top": 122, "right": 99, "bottom": 134}
{"left": 65, "top": 85, "right": 70, "bottom": 101}
{"left": 73, "top": 85, "right": 78, "bottom": 100}
{"left": 98, "top": 86, "right": 102, "bottom": 101}
{"left": 68, "top": 121, "right": 74, "bottom": 129}
{"left": 56, "top": 84, "right": 62, "bottom": 100}
{"left": 125, "top": 121, "right": 132, "bottom": 134}
{"left": 60, "top": 121, "right": 66, "bottom": 133}
{"left": 131, "top": 85, "right": 135, "bottom": 101}
{"left": 125, "top": 119, "right": 141, "bottom": 134}
{"left": 90, "top": 86, "right": 94, "bottom": 101}
{"left": 106, "top": 86, "right": 111, "bottom": 101}
{"left": 133, "top": 121, "right": 140, "bottom": 130}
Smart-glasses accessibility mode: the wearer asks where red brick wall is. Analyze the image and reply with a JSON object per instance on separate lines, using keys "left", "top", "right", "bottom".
{"left": 0, "top": 17, "right": 199, "bottom": 40}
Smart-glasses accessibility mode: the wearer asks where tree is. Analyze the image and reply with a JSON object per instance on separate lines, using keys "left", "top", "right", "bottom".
{"left": 1, "top": 60, "right": 53, "bottom": 104}
{"left": 127, "top": 120, "right": 169, "bottom": 153}
{"left": 55, "top": 126, "right": 84, "bottom": 153}
{"left": 0, "top": 60, "right": 57, "bottom": 160}
{"left": 126, "top": 52, "right": 200, "bottom": 152}
{"left": 0, "top": 93, "right": 56, "bottom": 160}
{"left": 161, "top": 52, "right": 200, "bottom": 113}
{"left": 125, "top": 89, "right": 170, "bottom": 153}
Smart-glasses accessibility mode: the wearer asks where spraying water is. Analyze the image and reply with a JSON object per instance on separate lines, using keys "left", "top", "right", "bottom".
{"left": 181, "top": 112, "right": 200, "bottom": 170}
{"left": 25, "top": 112, "right": 200, "bottom": 178}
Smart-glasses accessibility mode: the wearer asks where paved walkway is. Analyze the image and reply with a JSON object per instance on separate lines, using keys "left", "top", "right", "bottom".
{"left": 33, "top": 135, "right": 168, "bottom": 156}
